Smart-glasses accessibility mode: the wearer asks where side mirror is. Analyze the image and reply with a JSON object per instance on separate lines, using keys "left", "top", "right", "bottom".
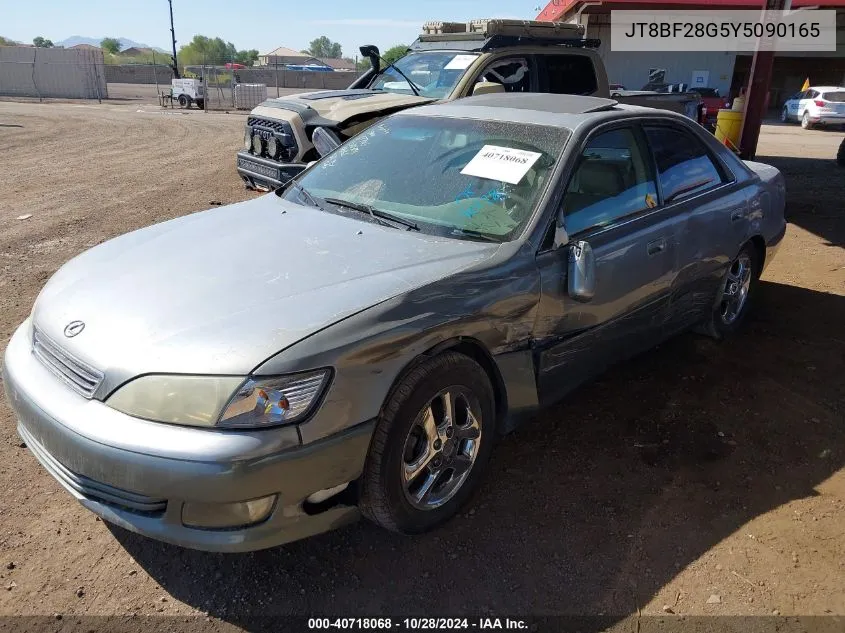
{"left": 567, "top": 240, "right": 596, "bottom": 302}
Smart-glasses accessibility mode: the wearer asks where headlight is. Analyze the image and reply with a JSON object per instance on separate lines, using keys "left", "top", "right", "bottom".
{"left": 106, "top": 370, "right": 331, "bottom": 429}
{"left": 244, "top": 128, "right": 253, "bottom": 150}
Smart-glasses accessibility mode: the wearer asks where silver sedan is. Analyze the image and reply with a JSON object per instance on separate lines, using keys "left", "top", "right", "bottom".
{"left": 3, "top": 94, "right": 786, "bottom": 552}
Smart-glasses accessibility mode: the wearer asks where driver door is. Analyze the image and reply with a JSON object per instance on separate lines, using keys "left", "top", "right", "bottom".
{"left": 532, "top": 125, "right": 678, "bottom": 404}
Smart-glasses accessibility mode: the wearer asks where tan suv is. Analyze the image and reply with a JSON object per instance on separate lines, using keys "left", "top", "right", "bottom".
{"left": 236, "top": 19, "right": 701, "bottom": 190}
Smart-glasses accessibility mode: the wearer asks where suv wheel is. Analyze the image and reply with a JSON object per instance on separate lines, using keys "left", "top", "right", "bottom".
{"left": 178, "top": 94, "right": 190, "bottom": 108}
{"left": 801, "top": 111, "right": 813, "bottom": 129}
{"left": 359, "top": 352, "right": 495, "bottom": 534}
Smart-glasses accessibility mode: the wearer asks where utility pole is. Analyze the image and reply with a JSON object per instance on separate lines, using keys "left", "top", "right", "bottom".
{"left": 738, "top": 0, "right": 790, "bottom": 159}
{"left": 168, "top": 0, "right": 180, "bottom": 79}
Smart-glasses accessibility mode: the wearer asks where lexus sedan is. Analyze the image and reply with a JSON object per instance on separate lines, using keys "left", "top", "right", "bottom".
{"left": 3, "top": 93, "right": 786, "bottom": 552}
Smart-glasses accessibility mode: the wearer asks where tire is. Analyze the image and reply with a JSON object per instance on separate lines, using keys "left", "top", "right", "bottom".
{"left": 837, "top": 138, "right": 845, "bottom": 167}
{"left": 801, "top": 111, "right": 813, "bottom": 129}
{"left": 701, "top": 243, "right": 760, "bottom": 340}
{"left": 359, "top": 352, "right": 496, "bottom": 534}
{"left": 195, "top": 99, "right": 204, "bottom": 110}
{"left": 780, "top": 107, "right": 789, "bottom": 123}
{"left": 177, "top": 94, "right": 189, "bottom": 108}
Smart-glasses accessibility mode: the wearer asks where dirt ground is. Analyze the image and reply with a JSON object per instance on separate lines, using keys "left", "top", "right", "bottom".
{"left": 0, "top": 99, "right": 843, "bottom": 630}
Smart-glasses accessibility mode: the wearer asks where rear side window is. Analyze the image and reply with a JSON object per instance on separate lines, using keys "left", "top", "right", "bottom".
{"left": 562, "top": 127, "right": 658, "bottom": 235}
{"left": 542, "top": 55, "right": 598, "bottom": 95}
{"left": 823, "top": 91, "right": 845, "bottom": 102}
{"left": 644, "top": 126, "right": 725, "bottom": 203}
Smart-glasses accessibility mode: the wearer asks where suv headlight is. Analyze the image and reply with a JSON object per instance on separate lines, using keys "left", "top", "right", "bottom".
{"left": 106, "top": 370, "right": 331, "bottom": 429}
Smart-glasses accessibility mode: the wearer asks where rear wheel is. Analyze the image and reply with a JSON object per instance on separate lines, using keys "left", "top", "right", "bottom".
{"left": 701, "top": 243, "right": 759, "bottom": 340}
{"left": 195, "top": 99, "right": 204, "bottom": 110}
{"left": 359, "top": 352, "right": 495, "bottom": 534}
{"left": 801, "top": 111, "right": 813, "bottom": 129}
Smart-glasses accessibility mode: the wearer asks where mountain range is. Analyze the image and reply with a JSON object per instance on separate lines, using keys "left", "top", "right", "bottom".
{"left": 56, "top": 36, "right": 166, "bottom": 52}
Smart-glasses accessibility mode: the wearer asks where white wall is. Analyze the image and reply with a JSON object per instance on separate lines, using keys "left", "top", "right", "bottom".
{"left": 0, "top": 46, "right": 108, "bottom": 99}
{"left": 586, "top": 19, "right": 737, "bottom": 94}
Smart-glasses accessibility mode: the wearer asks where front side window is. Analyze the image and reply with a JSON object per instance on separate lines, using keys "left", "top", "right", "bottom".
{"left": 643, "top": 126, "right": 725, "bottom": 203}
{"left": 285, "top": 115, "right": 569, "bottom": 242}
{"left": 368, "top": 51, "right": 479, "bottom": 99}
{"left": 562, "top": 127, "right": 658, "bottom": 235}
{"left": 474, "top": 57, "right": 532, "bottom": 93}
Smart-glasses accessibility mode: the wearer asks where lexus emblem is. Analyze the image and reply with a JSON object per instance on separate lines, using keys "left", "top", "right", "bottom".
{"left": 64, "top": 321, "right": 85, "bottom": 338}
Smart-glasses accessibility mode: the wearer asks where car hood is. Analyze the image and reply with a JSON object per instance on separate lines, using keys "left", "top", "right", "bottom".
{"left": 32, "top": 195, "right": 498, "bottom": 385}
{"left": 251, "top": 90, "right": 434, "bottom": 125}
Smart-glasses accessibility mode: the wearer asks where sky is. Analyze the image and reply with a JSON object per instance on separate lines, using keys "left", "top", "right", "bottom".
{"left": 1, "top": 0, "right": 542, "bottom": 59}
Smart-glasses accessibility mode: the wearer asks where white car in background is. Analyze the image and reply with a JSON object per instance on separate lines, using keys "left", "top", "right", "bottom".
{"left": 781, "top": 86, "right": 845, "bottom": 129}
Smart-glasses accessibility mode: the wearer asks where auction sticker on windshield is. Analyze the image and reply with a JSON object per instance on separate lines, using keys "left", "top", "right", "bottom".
{"left": 445, "top": 54, "right": 477, "bottom": 70}
{"left": 460, "top": 145, "right": 542, "bottom": 184}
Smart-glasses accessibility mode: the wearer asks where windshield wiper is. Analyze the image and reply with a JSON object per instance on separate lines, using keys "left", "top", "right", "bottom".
{"left": 287, "top": 180, "right": 327, "bottom": 212}
{"left": 451, "top": 228, "right": 503, "bottom": 243}
{"left": 323, "top": 197, "right": 419, "bottom": 231}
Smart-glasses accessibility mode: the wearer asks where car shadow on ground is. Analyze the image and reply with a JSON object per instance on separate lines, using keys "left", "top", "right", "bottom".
{"left": 111, "top": 280, "right": 844, "bottom": 629}
{"left": 756, "top": 154, "right": 844, "bottom": 250}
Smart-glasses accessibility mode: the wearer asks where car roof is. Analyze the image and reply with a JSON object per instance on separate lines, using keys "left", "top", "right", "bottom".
{"left": 401, "top": 92, "right": 683, "bottom": 129}
{"left": 809, "top": 86, "right": 845, "bottom": 92}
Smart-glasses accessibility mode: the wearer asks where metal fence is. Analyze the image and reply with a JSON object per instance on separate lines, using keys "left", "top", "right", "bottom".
{"left": 105, "top": 60, "right": 361, "bottom": 110}
{"left": 0, "top": 48, "right": 361, "bottom": 109}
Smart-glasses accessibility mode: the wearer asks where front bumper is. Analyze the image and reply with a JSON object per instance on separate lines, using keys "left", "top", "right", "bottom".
{"left": 3, "top": 320, "right": 374, "bottom": 552}
{"left": 236, "top": 151, "right": 305, "bottom": 191}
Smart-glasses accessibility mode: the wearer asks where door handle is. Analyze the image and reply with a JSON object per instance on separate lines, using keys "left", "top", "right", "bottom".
{"left": 647, "top": 239, "right": 666, "bottom": 256}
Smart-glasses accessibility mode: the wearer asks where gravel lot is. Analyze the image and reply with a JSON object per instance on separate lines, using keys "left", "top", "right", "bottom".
{"left": 0, "top": 100, "right": 843, "bottom": 630}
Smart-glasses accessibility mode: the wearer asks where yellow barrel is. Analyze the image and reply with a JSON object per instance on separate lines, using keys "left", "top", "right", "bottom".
{"left": 714, "top": 109, "right": 744, "bottom": 151}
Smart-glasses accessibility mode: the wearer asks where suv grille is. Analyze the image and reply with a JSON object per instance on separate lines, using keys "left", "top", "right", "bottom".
{"left": 248, "top": 117, "right": 289, "bottom": 133}
{"left": 32, "top": 328, "right": 103, "bottom": 399}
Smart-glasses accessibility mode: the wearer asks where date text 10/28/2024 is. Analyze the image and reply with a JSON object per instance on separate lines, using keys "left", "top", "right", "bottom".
{"left": 308, "top": 618, "right": 529, "bottom": 630}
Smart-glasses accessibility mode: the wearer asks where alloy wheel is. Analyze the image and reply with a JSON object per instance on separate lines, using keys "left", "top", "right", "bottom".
{"left": 720, "top": 252, "right": 753, "bottom": 325}
{"left": 401, "top": 388, "right": 482, "bottom": 510}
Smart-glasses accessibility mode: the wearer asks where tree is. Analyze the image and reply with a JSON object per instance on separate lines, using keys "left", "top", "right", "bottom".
{"left": 32, "top": 36, "right": 54, "bottom": 48}
{"left": 383, "top": 45, "right": 408, "bottom": 65}
{"left": 0, "top": 36, "right": 19, "bottom": 46}
{"left": 100, "top": 38, "right": 121, "bottom": 55}
{"left": 234, "top": 48, "right": 259, "bottom": 67}
{"left": 303, "top": 36, "right": 342, "bottom": 59}
{"left": 177, "top": 35, "right": 258, "bottom": 67}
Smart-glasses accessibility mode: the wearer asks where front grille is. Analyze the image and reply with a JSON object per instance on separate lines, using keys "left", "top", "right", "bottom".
{"left": 21, "top": 425, "right": 167, "bottom": 516}
{"left": 32, "top": 328, "right": 103, "bottom": 399}
{"left": 247, "top": 116, "right": 289, "bottom": 133}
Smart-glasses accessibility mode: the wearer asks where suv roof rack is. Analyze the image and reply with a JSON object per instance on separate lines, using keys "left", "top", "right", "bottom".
{"left": 415, "top": 19, "right": 598, "bottom": 50}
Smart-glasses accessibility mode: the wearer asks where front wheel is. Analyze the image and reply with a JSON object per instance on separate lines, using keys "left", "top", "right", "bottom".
{"left": 177, "top": 94, "right": 190, "bottom": 109}
{"left": 701, "top": 244, "right": 759, "bottom": 339}
{"left": 359, "top": 352, "right": 495, "bottom": 534}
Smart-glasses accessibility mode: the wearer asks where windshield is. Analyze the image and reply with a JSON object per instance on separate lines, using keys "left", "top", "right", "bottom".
{"left": 368, "top": 51, "right": 479, "bottom": 99}
{"left": 283, "top": 115, "right": 569, "bottom": 242}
